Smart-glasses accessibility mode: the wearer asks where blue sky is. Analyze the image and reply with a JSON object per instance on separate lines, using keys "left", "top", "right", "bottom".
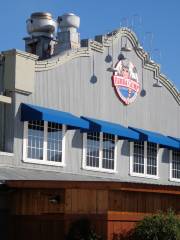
{"left": 0, "top": 0, "right": 180, "bottom": 90}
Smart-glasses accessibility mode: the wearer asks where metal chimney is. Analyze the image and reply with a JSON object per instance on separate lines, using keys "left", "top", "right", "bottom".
{"left": 54, "top": 13, "right": 80, "bottom": 54}
{"left": 24, "top": 12, "right": 57, "bottom": 59}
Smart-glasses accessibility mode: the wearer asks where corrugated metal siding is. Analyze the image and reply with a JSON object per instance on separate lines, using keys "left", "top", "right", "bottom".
{"left": 2, "top": 33, "right": 179, "bottom": 184}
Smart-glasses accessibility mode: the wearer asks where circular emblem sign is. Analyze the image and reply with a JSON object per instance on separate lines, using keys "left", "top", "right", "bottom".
{"left": 112, "top": 59, "right": 140, "bottom": 105}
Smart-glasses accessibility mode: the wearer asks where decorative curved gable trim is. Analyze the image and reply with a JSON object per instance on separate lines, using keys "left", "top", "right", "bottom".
{"left": 35, "top": 28, "right": 180, "bottom": 104}
{"left": 35, "top": 49, "right": 90, "bottom": 72}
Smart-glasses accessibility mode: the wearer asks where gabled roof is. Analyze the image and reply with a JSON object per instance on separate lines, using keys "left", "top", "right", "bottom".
{"left": 35, "top": 28, "right": 180, "bottom": 105}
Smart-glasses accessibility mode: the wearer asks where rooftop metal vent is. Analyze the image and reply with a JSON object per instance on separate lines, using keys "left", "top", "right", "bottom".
{"left": 26, "top": 12, "right": 57, "bottom": 38}
{"left": 54, "top": 13, "right": 80, "bottom": 54}
{"left": 24, "top": 12, "right": 57, "bottom": 59}
{"left": 58, "top": 13, "right": 80, "bottom": 32}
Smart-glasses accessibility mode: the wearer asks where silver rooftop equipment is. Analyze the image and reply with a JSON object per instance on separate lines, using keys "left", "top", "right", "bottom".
{"left": 54, "top": 13, "right": 80, "bottom": 54}
{"left": 24, "top": 12, "right": 57, "bottom": 59}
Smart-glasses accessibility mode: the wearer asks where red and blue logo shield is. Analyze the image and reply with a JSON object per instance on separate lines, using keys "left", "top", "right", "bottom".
{"left": 112, "top": 59, "right": 140, "bottom": 105}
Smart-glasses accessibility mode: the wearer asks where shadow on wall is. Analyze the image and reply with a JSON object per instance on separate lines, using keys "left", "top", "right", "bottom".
{"left": 14, "top": 106, "right": 23, "bottom": 139}
{"left": 90, "top": 75, "right": 98, "bottom": 84}
{"left": 71, "top": 130, "right": 83, "bottom": 149}
{"left": 161, "top": 149, "right": 170, "bottom": 164}
{"left": 72, "top": 133, "right": 132, "bottom": 156}
{"left": 121, "top": 140, "right": 130, "bottom": 157}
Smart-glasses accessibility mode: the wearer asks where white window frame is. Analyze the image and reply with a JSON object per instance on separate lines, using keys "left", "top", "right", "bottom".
{"left": 23, "top": 121, "right": 66, "bottom": 167}
{"left": 130, "top": 141, "right": 159, "bottom": 179}
{"left": 82, "top": 132, "right": 118, "bottom": 173}
{"left": 169, "top": 149, "right": 180, "bottom": 182}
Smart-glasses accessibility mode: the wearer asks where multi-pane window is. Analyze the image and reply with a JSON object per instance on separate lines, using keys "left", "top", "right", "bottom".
{"left": 23, "top": 121, "right": 66, "bottom": 166}
{"left": 86, "top": 132, "right": 100, "bottom": 168}
{"left": 147, "top": 142, "right": 157, "bottom": 176}
{"left": 133, "top": 142, "right": 144, "bottom": 174}
{"left": 83, "top": 132, "right": 117, "bottom": 172}
{"left": 27, "top": 121, "right": 44, "bottom": 160}
{"left": 170, "top": 150, "right": 180, "bottom": 181}
{"left": 130, "top": 141, "right": 158, "bottom": 178}
{"left": 102, "top": 133, "right": 115, "bottom": 170}
{"left": 47, "top": 122, "right": 63, "bottom": 162}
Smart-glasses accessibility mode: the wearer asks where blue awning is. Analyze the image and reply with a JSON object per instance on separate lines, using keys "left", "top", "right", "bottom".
{"left": 21, "top": 103, "right": 89, "bottom": 130}
{"left": 81, "top": 117, "right": 140, "bottom": 140}
{"left": 168, "top": 136, "right": 180, "bottom": 149}
{"left": 129, "top": 127, "right": 180, "bottom": 149}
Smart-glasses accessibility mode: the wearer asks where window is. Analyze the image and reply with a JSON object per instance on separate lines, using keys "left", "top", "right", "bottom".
{"left": 102, "top": 133, "right": 115, "bottom": 170}
{"left": 170, "top": 150, "right": 180, "bottom": 182}
{"left": 23, "top": 121, "right": 66, "bottom": 166}
{"left": 83, "top": 132, "right": 117, "bottom": 172}
{"left": 130, "top": 141, "right": 159, "bottom": 179}
{"left": 147, "top": 142, "right": 158, "bottom": 176}
{"left": 27, "top": 121, "right": 44, "bottom": 160}
{"left": 47, "top": 122, "right": 64, "bottom": 162}
{"left": 133, "top": 141, "right": 144, "bottom": 174}
{"left": 86, "top": 132, "right": 100, "bottom": 168}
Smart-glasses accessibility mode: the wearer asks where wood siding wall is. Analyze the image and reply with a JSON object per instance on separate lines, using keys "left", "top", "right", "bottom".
{"left": 109, "top": 190, "right": 180, "bottom": 213}
{"left": 10, "top": 189, "right": 108, "bottom": 215}
{"left": 6, "top": 184, "right": 180, "bottom": 240}
{"left": 10, "top": 188, "right": 180, "bottom": 216}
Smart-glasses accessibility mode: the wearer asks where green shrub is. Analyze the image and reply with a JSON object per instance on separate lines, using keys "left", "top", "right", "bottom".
{"left": 132, "top": 210, "right": 180, "bottom": 240}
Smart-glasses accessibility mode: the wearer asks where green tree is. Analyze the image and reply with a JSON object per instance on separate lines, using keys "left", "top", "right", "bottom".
{"left": 132, "top": 210, "right": 180, "bottom": 240}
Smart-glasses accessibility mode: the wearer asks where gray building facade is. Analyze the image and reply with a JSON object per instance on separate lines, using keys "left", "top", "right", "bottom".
{"left": 0, "top": 12, "right": 179, "bottom": 187}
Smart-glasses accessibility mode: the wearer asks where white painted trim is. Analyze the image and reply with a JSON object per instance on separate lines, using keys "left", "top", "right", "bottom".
{"left": 156, "top": 144, "right": 159, "bottom": 177}
{"left": 43, "top": 121, "right": 48, "bottom": 162}
{"left": 129, "top": 142, "right": 133, "bottom": 175}
{"left": 0, "top": 95, "right": 11, "bottom": 104}
{"left": 83, "top": 165, "right": 117, "bottom": 174}
{"left": 82, "top": 132, "right": 117, "bottom": 173}
{"left": 146, "top": 174, "right": 160, "bottom": 180}
{"left": 82, "top": 132, "right": 87, "bottom": 169}
{"left": 129, "top": 141, "right": 159, "bottom": 179}
{"left": 0, "top": 152, "right": 14, "bottom": 157}
{"left": 114, "top": 135, "right": 118, "bottom": 172}
{"left": 130, "top": 172, "right": 160, "bottom": 180}
{"left": 169, "top": 178, "right": 180, "bottom": 183}
{"left": 169, "top": 149, "right": 180, "bottom": 182}
{"left": 23, "top": 158, "right": 66, "bottom": 167}
{"left": 169, "top": 149, "right": 172, "bottom": 181}
{"left": 144, "top": 141, "right": 147, "bottom": 175}
{"left": 62, "top": 124, "right": 66, "bottom": 166}
{"left": 99, "top": 132, "right": 103, "bottom": 169}
{"left": 23, "top": 121, "right": 28, "bottom": 161}
{"left": 23, "top": 121, "right": 66, "bottom": 167}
